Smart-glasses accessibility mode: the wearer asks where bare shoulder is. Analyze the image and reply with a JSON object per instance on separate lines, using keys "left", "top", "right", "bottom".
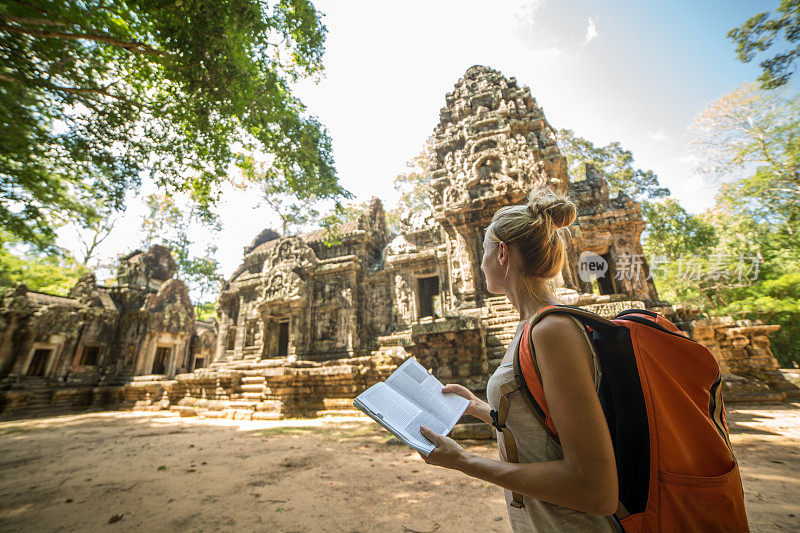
{"left": 531, "top": 313, "right": 583, "bottom": 342}
{"left": 530, "top": 314, "right": 591, "bottom": 362}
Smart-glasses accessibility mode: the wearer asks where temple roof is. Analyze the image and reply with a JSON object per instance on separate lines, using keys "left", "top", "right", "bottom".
{"left": 24, "top": 290, "right": 82, "bottom": 308}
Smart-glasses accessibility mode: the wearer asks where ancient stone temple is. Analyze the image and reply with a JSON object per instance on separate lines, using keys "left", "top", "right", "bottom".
{"left": 1, "top": 65, "right": 795, "bottom": 419}
{"left": 0, "top": 246, "right": 203, "bottom": 416}
{"left": 120, "top": 65, "right": 793, "bottom": 422}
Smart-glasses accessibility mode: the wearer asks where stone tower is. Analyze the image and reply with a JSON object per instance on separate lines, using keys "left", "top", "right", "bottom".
{"left": 428, "top": 65, "right": 570, "bottom": 307}
{"left": 427, "top": 65, "right": 658, "bottom": 308}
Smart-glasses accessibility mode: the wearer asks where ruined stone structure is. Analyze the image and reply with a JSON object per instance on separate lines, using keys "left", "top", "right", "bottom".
{"left": 1, "top": 66, "right": 795, "bottom": 419}
{"left": 123, "top": 65, "right": 793, "bottom": 422}
{"left": 0, "top": 246, "right": 203, "bottom": 416}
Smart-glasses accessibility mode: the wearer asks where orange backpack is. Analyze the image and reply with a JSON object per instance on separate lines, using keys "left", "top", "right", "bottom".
{"left": 503, "top": 305, "right": 749, "bottom": 532}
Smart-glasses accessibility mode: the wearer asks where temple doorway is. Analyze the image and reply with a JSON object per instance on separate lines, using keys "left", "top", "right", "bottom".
{"left": 262, "top": 317, "right": 291, "bottom": 358}
{"left": 597, "top": 252, "right": 617, "bottom": 295}
{"left": 417, "top": 276, "right": 441, "bottom": 320}
{"left": 26, "top": 348, "right": 51, "bottom": 377}
{"left": 277, "top": 321, "right": 289, "bottom": 357}
{"left": 152, "top": 346, "right": 171, "bottom": 374}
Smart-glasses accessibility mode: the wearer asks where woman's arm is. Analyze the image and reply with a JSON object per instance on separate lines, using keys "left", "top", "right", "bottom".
{"left": 420, "top": 315, "right": 618, "bottom": 516}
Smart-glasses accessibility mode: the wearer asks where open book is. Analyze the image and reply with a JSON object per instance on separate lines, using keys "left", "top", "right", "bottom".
{"left": 353, "top": 357, "right": 469, "bottom": 455}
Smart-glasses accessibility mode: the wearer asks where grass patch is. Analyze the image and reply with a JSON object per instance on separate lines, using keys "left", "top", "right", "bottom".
{"left": 383, "top": 436, "right": 405, "bottom": 447}
{"left": 257, "top": 422, "right": 382, "bottom": 441}
{"left": 257, "top": 427, "right": 315, "bottom": 437}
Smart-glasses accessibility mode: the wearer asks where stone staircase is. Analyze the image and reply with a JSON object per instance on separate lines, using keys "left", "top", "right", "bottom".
{"left": 482, "top": 295, "right": 520, "bottom": 371}
{"left": 315, "top": 397, "right": 365, "bottom": 418}
{"left": 239, "top": 373, "right": 268, "bottom": 401}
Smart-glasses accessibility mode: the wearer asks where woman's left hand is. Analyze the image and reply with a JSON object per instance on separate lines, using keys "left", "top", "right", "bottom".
{"left": 418, "top": 426, "right": 468, "bottom": 470}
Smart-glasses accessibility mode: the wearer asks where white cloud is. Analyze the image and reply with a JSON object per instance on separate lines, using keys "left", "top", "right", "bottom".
{"left": 584, "top": 17, "right": 598, "bottom": 45}
{"left": 647, "top": 130, "right": 670, "bottom": 142}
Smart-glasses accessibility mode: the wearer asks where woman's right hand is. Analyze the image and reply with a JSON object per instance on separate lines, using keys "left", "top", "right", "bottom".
{"left": 442, "top": 383, "right": 489, "bottom": 422}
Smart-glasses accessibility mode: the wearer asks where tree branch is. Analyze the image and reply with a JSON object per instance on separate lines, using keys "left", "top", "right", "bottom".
{"left": 0, "top": 22, "right": 167, "bottom": 57}
{"left": 0, "top": 15, "right": 66, "bottom": 27}
{"left": 0, "top": 72, "right": 143, "bottom": 109}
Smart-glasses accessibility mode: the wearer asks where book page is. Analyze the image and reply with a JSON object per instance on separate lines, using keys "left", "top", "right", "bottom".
{"left": 402, "top": 411, "right": 449, "bottom": 451}
{"left": 386, "top": 358, "right": 469, "bottom": 429}
{"left": 354, "top": 383, "right": 435, "bottom": 454}
{"left": 357, "top": 382, "right": 421, "bottom": 432}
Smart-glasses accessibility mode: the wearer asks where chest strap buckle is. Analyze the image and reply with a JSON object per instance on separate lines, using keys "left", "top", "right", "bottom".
{"left": 490, "top": 409, "right": 505, "bottom": 430}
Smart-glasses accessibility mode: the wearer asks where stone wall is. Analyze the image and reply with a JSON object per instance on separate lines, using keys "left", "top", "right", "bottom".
{"left": 2, "top": 65, "right": 794, "bottom": 421}
{"left": 122, "top": 350, "right": 406, "bottom": 419}
{"left": 0, "top": 246, "right": 202, "bottom": 418}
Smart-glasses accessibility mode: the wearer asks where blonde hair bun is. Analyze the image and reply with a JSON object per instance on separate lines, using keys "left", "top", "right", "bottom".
{"left": 486, "top": 185, "right": 577, "bottom": 284}
{"left": 527, "top": 186, "right": 577, "bottom": 229}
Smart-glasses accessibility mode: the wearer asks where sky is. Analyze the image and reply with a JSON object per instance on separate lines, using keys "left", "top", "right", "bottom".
{"left": 58, "top": 0, "right": 779, "bottom": 287}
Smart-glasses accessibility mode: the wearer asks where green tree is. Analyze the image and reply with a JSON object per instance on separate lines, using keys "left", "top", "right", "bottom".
{"left": 728, "top": 0, "right": 800, "bottom": 89}
{"left": 1, "top": 0, "right": 344, "bottom": 250}
{"left": 556, "top": 129, "right": 671, "bottom": 202}
{"left": 688, "top": 83, "right": 800, "bottom": 275}
{"left": 238, "top": 156, "right": 335, "bottom": 237}
{"left": 388, "top": 138, "right": 434, "bottom": 235}
{"left": 194, "top": 300, "right": 218, "bottom": 322}
{"left": 637, "top": 199, "right": 718, "bottom": 308}
{"left": 641, "top": 199, "right": 718, "bottom": 260}
{"left": 140, "top": 193, "right": 223, "bottom": 303}
{"left": 688, "top": 83, "right": 800, "bottom": 365}
{"left": 73, "top": 208, "right": 119, "bottom": 267}
{"left": 0, "top": 230, "right": 87, "bottom": 295}
{"left": 718, "top": 273, "right": 800, "bottom": 368}
{"left": 689, "top": 82, "right": 799, "bottom": 196}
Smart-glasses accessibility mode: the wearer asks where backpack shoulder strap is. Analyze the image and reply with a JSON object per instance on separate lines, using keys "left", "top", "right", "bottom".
{"left": 511, "top": 305, "right": 617, "bottom": 440}
{"left": 491, "top": 377, "right": 527, "bottom": 509}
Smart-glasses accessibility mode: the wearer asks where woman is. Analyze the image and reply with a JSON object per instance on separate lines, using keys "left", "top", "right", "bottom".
{"left": 418, "top": 186, "right": 619, "bottom": 532}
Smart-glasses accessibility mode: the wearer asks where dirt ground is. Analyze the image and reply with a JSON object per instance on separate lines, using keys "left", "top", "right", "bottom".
{"left": 0, "top": 402, "right": 799, "bottom": 533}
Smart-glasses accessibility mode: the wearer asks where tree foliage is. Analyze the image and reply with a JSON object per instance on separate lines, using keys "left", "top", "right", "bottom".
{"left": 689, "top": 83, "right": 799, "bottom": 264}
{"left": 641, "top": 199, "right": 718, "bottom": 260}
{"left": 140, "top": 193, "right": 222, "bottom": 303}
{"left": 689, "top": 82, "right": 800, "bottom": 187}
{"left": 73, "top": 208, "right": 119, "bottom": 267}
{"left": 393, "top": 138, "right": 434, "bottom": 213}
{"left": 684, "top": 82, "right": 800, "bottom": 365}
{"left": 728, "top": 0, "right": 800, "bottom": 89}
{"left": 556, "top": 129, "right": 670, "bottom": 202}
{"left": 718, "top": 273, "right": 800, "bottom": 367}
{"left": 388, "top": 138, "right": 434, "bottom": 236}
{"left": 194, "top": 300, "right": 218, "bottom": 322}
{"left": 0, "top": 230, "right": 87, "bottom": 295}
{"left": 0, "top": 0, "right": 343, "bottom": 250}
{"left": 238, "top": 155, "right": 339, "bottom": 237}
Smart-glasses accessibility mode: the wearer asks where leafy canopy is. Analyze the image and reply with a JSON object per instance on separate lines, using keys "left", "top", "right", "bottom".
{"left": 686, "top": 82, "right": 800, "bottom": 365}
{"left": 688, "top": 83, "right": 799, "bottom": 239}
{"left": 0, "top": 230, "right": 87, "bottom": 295}
{"left": 728, "top": 0, "right": 800, "bottom": 89}
{"left": 641, "top": 199, "right": 718, "bottom": 261}
{"left": 0, "top": 0, "right": 344, "bottom": 249}
{"left": 140, "top": 193, "right": 223, "bottom": 304}
{"left": 556, "top": 129, "right": 670, "bottom": 202}
{"left": 389, "top": 138, "right": 435, "bottom": 235}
